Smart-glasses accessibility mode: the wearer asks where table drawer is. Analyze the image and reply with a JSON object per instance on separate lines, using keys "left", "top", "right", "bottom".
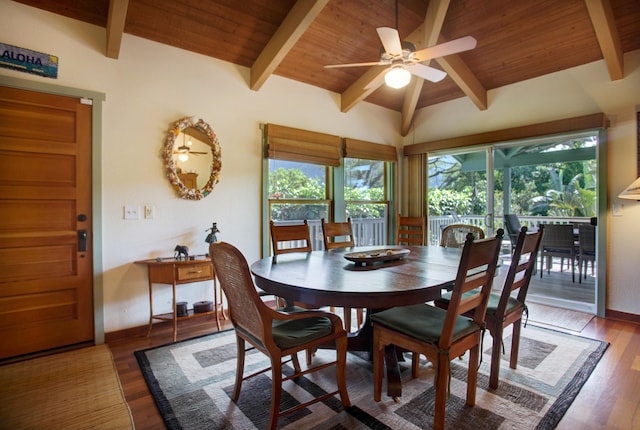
{"left": 176, "top": 263, "right": 213, "bottom": 281}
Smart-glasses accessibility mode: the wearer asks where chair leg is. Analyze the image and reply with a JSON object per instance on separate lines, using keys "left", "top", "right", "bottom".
{"left": 335, "top": 334, "right": 352, "bottom": 408}
{"left": 268, "top": 357, "right": 283, "bottom": 430}
{"left": 356, "top": 308, "right": 364, "bottom": 328}
{"left": 510, "top": 319, "right": 522, "bottom": 370}
{"left": 343, "top": 308, "right": 352, "bottom": 331}
{"left": 489, "top": 326, "right": 502, "bottom": 390}
{"left": 434, "top": 353, "right": 450, "bottom": 430}
{"left": 233, "top": 336, "right": 246, "bottom": 401}
{"left": 466, "top": 344, "right": 480, "bottom": 407}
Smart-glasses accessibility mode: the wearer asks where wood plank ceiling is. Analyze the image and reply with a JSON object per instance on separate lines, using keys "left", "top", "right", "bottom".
{"left": 13, "top": 0, "right": 640, "bottom": 136}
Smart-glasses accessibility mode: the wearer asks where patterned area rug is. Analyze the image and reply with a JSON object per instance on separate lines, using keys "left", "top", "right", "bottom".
{"left": 135, "top": 325, "right": 608, "bottom": 429}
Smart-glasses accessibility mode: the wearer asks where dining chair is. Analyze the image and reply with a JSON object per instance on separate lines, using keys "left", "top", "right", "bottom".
{"left": 440, "top": 223, "right": 485, "bottom": 248}
{"left": 321, "top": 218, "right": 363, "bottom": 332}
{"left": 371, "top": 229, "right": 503, "bottom": 430}
{"left": 209, "top": 241, "right": 351, "bottom": 430}
{"left": 539, "top": 223, "right": 576, "bottom": 282}
{"left": 434, "top": 225, "right": 543, "bottom": 389}
{"left": 396, "top": 214, "right": 426, "bottom": 245}
{"left": 577, "top": 223, "right": 596, "bottom": 283}
{"left": 269, "top": 220, "right": 313, "bottom": 307}
{"left": 270, "top": 220, "right": 312, "bottom": 262}
{"left": 503, "top": 214, "right": 522, "bottom": 253}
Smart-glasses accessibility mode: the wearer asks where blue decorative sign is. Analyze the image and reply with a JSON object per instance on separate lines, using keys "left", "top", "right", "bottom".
{"left": 0, "top": 43, "right": 58, "bottom": 78}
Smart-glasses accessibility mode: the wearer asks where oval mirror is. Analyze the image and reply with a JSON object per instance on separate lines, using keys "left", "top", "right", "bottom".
{"left": 163, "top": 116, "right": 222, "bottom": 200}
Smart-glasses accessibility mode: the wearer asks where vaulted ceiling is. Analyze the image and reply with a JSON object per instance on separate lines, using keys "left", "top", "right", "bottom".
{"left": 13, "top": 0, "right": 640, "bottom": 135}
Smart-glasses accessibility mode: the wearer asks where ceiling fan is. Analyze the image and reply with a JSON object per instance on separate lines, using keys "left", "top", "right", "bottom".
{"left": 324, "top": 19, "right": 476, "bottom": 89}
{"left": 173, "top": 134, "right": 208, "bottom": 161}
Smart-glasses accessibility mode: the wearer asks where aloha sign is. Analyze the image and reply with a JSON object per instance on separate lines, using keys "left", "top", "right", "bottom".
{"left": 0, "top": 43, "right": 58, "bottom": 78}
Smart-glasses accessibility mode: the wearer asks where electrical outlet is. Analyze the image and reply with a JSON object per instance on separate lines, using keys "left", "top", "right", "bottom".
{"left": 144, "top": 205, "right": 155, "bottom": 219}
{"left": 124, "top": 205, "right": 140, "bottom": 220}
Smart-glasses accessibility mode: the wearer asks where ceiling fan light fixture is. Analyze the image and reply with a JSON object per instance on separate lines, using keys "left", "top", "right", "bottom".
{"left": 178, "top": 152, "right": 189, "bottom": 162}
{"left": 385, "top": 66, "right": 411, "bottom": 89}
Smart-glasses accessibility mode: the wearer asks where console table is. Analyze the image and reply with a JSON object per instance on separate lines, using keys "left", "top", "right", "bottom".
{"left": 135, "top": 256, "right": 224, "bottom": 341}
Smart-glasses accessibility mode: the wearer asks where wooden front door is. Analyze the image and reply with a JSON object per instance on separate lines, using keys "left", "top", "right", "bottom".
{"left": 0, "top": 86, "right": 94, "bottom": 359}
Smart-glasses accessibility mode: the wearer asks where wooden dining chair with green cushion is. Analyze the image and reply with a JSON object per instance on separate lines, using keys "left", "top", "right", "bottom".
{"left": 440, "top": 223, "right": 485, "bottom": 248}
{"left": 539, "top": 223, "right": 576, "bottom": 282}
{"left": 209, "top": 241, "right": 351, "bottom": 430}
{"left": 371, "top": 229, "right": 503, "bottom": 430}
{"left": 434, "top": 225, "right": 543, "bottom": 389}
{"left": 396, "top": 214, "right": 426, "bottom": 245}
{"left": 321, "top": 218, "right": 364, "bottom": 332}
{"left": 577, "top": 223, "right": 596, "bottom": 283}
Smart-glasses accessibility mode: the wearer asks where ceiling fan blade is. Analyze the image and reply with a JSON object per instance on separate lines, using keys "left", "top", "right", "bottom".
{"left": 407, "top": 63, "right": 447, "bottom": 82}
{"left": 376, "top": 27, "right": 403, "bottom": 55}
{"left": 324, "top": 61, "right": 385, "bottom": 69}
{"left": 190, "top": 151, "right": 208, "bottom": 155}
{"left": 413, "top": 36, "right": 477, "bottom": 62}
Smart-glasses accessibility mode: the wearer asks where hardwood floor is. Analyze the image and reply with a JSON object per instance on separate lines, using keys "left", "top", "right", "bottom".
{"left": 108, "top": 312, "right": 640, "bottom": 430}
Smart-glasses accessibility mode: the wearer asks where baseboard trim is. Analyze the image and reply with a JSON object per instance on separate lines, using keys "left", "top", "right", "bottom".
{"left": 605, "top": 309, "right": 640, "bottom": 324}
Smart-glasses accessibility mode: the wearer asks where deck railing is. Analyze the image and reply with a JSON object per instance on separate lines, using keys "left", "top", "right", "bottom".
{"left": 275, "top": 216, "right": 589, "bottom": 250}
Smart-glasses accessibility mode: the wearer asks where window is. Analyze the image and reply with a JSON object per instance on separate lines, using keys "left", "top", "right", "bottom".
{"left": 344, "top": 158, "right": 389, "bottom": 246}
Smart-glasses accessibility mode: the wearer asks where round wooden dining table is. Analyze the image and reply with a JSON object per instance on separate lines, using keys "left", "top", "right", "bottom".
{"left": 250, "top": 245, "right": 464, "bottom": 398}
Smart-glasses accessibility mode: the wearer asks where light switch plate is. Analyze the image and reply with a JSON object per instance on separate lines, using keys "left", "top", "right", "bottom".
{"left": 124, "top": 205, "right": 140, "bottom": 220}
{"left": 612, "top": 203, "right": 623, "bottom": 216}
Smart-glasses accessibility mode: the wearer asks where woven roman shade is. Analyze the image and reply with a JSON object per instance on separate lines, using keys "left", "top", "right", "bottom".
{"left": 344, "top": 138, "right": 397, "bottom": 162}
{"left": 264, "top": 123, "right": 342, "bottom": 166}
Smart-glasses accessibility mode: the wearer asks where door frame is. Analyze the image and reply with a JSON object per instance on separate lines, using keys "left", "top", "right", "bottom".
{"left": 1, "top": 75, "right": 106, "bottom": 343}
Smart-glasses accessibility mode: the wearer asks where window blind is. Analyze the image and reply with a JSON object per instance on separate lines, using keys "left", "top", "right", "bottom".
{"left": 264, "top": 123, "right": 342, "bottom": 166}
{"left": 344, "top": 138, "right": 397, "bottom": 162}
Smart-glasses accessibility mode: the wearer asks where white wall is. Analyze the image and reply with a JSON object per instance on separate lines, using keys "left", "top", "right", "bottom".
{"left": 2, "top": 1, "right": 639, "bottom": 333}
{"left": 407, "top": 50, "right": 640, "bottom": 316}
{"left": 0, "top": 2, "right": 400, "bottom": 332}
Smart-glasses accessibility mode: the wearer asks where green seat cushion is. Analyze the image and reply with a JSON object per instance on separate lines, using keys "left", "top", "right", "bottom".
{"left": 371, "top": 303, "right": 480, "bottom": 345}
{"left": 272, "top": 315, "right": 333, "bottom": 349}
{"left": 438, "top": 291, "right": 523, "bottom": 317}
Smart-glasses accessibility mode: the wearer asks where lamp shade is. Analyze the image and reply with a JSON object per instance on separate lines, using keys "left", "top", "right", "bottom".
{"left": 618, "top": 176, "right": 640, "bottom": 200}
{"left": 384, "top": 66, "right": 411, "bottom": 89}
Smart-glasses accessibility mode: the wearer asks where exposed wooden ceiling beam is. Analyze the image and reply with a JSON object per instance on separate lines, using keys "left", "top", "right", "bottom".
{"left": 105, "top": 0, "right": 128, "bottom": 59}
{"left": 250, "top": 0, "right": 329, "bottom": 90}
{"left": 401, "top": 0, "right": 450, "bottom": 136}
{"left": 584, "top": 0, "right": 624, "bottom": 80}
{"left": 340, "top": 66, "right": 387, "bottom": 112}
{"left": 436, "top": 40, "right": 487, "bottom": 110}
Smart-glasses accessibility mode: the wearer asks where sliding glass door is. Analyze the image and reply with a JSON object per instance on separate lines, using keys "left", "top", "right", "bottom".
{"left": 427, "top": 132, "right": 599, "bottom": 314}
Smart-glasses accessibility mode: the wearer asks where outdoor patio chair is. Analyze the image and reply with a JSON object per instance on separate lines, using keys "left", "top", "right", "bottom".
{"left": 504, "top": 214, "right": 522, "bottom": 252}
{"left": 577, "top": 223, "right": 596, "bottom": 283}
{"left": 209, "top": 241, "right": 351, "bottom": 430}
{"left": 371, "top": 229, "right": 503, "bottom": 430}
{"left": 440, "top": 223, "right": 485, "bottom": 248}
{"left": 539, "top": 223, "right": 576, "bottom": 282}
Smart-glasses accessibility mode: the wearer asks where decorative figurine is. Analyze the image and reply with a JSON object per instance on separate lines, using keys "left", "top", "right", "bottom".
{"left": 174, "top": 245, "right": 189, "bottom": 260}
{"left": 205, "top": 222, "right": 220, "bottom": 244}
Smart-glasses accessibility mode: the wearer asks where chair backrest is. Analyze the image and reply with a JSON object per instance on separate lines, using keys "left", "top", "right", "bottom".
{"left": 504, "top": 214, "right": 522, "bottom": 245}
{"left": 495, "top": 226, "right": 543, "bottom": 317}
{"left": 578, "top": 223, "right": 596, "bottom": 254}
{"left": 440, "top": 229, "right": 504, "bottom": 349}
{"left": 440, "top": 224, "right": 485, "bottom": 248}
{"left": 321, "top": 218, "right": 355, "bottom": 250}
{"left": 396, "top": 214, "right": 426, "bottom": 245}
{"left": 270, "top": 220, "right": 312, "bottom": 261}
{"left": 540, "top": 223, "right": 575, "bottom": 251}
{"left": 209, "top": 241, "right": 270, "bottom": 343}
